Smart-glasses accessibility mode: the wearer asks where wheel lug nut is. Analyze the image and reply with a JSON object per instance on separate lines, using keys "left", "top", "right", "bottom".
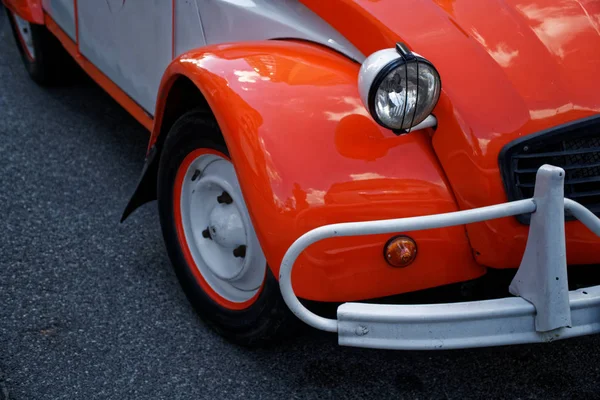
{"left": 191, "top": 169, "right": 201, "bottom": 181}
{"left": 217, "top": 191, "right": 233, "bottom": 204}
{"left": 233, "top": 245, "right": 246, "bottom": 258}
{"left": 202, "top": 228, "right": 212, "bottom": 240}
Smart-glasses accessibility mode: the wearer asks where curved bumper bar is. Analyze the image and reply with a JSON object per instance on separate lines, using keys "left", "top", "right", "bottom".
{"left": 337, "top": 286, "right": 600, "bottom": 350}
{"left": 279, "top": 165, "right": 600, "bottom": 349}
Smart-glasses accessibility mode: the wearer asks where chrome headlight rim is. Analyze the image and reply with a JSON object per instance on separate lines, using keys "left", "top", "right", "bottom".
{"left": 364, "top": 43, "right": 442, "bottom": 133}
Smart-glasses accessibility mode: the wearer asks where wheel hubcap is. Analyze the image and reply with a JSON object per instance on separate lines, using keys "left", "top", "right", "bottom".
{"left": 177, "top": 151, "right": 266, "bottom": 305}
{"left": 207, "top": 201, "right": 246, "bottom": 250}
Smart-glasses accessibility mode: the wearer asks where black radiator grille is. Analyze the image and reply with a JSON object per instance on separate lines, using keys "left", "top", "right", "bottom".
{"left": 499, "top": 115, "right": 600, "bottom": 224}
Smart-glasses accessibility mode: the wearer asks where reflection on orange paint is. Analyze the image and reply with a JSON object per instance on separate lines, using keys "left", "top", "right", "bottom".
{"left": 2, "top": 0, "right": 43, "bottom": 24}
{"left": 334, "top": 114, "right": 407, "bottom": 161}
{"left": 301, "top": 0, "right": 600, "bottom": 268}
{"left": 44, "top": 15, "right": 153, "bottom": 132}
{"left": 152, "top": 41, "right": 485, "bottom": 301}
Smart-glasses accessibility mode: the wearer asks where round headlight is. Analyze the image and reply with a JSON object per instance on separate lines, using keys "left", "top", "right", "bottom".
{"left": 358, "top": 43, "right": 441, "bottom": 132}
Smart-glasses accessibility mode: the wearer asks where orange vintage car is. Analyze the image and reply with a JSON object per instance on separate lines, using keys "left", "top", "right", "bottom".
{"left": 4, "top": 0, "right": 600, "bottom": 349}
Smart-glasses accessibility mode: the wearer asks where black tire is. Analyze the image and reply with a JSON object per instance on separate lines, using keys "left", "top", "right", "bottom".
{"left": 157, "top": 109, "right": 296, "bottom": 347}
{"left": 5, "top": 7, "right": 75, "bottom": 85}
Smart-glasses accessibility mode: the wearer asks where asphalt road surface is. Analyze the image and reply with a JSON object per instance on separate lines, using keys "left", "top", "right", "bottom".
{"left": 1, "top": 11, "right": 600, "bottom": 400}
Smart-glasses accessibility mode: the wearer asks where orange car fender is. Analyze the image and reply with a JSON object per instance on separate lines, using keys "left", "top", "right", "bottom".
{"left": 2, "top": 0, "right": 43, "bottom": 24}
{"left": 147, "top": 41, "right": 485, "bottom": 301}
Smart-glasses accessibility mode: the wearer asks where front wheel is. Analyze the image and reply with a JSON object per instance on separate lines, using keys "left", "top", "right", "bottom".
{"left": 157, "top": 110, "right": 295, "bottom": 346}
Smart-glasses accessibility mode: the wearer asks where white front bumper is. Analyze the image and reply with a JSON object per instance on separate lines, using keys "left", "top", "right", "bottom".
{"left": 337, "top": 286, "right": 600, "bottom": 350}
{"left": 278, "top": 165, "right": 600, "bottom": 350}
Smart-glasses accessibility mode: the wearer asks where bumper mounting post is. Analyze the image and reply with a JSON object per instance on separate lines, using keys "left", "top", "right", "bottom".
{"left": 509, "top": 165, "right": 571, "bottom": 332}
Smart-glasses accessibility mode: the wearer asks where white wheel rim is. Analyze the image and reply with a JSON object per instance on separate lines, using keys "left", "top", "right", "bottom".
{"left": 178, "top": 152, "right": 266, "bottom": 304}
{"left": 11, "top": 12, "right": 35, "bottom": 60}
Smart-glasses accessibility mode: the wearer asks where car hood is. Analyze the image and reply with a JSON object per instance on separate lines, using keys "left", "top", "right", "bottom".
{"left": 302, "top": 0, "right": 600, "bottom": 267}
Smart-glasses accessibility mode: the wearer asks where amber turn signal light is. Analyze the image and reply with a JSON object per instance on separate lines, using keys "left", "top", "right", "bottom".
{"left": 384, "top": 236, "right": 417, "bottom": 267}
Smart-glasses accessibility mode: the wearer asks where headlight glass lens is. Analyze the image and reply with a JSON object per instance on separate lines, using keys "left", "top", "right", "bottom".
{"left": 372, "top": 59, "right": 440, "bottom": 131}
{"left": 413, "top": 62, "right": 441, "bottom": 127}
{"left": 374, "top": 65, "right": 407, "bottom": 130}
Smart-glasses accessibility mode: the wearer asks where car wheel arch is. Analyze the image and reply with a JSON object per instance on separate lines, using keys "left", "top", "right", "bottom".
{"left": 122, "top": 41, "right": 484, "bottom": 301}
{"left": 121, "top": 75, "right": 218, "bottom": 222}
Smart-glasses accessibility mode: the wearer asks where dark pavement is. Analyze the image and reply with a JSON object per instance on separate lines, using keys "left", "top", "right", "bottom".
{"left": 1, "top": 9, "right": 599, "bottom": 400}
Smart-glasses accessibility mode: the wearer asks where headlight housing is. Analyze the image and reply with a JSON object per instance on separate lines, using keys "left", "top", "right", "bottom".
{"left": 358, "top": 43, "right": 441, "bottom": 133}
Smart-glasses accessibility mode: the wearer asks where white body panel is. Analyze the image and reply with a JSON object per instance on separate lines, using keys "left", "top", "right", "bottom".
{"left": 77, "top": 0, "right": 172, "bottom": 113}
{"left": 42, "top": 0, "right": 75, "bottom": 40}
{"left": 70, "top": 0, "right": 363, "bottom": 115}
{"left": 174, "top": 0, "right": 206, "bottom": 57}
{"left": 193, "top": 0, "right": 364, "bottom": 62}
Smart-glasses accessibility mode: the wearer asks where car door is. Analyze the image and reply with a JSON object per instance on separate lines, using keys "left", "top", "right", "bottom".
{"left": 42, "top": 0, "right": 76, "bottom": 40}
{"left": 77, "top": 0, "right": 173, "bottom": 114}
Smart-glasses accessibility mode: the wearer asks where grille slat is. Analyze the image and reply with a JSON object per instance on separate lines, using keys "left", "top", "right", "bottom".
{"left": 499, "top": 115, "right": 600, "bottom": 224}
{"left": 517, "top": 177, "right": 600, "bottom": 188}
{"left": 515, "top": 161, "right": 600, "bottom": 173}
{"left": 512, "top": 147, "right": 600, "bottom": 159}
{"left": 565, "top": 176, "right": 600, "bottom": 185}
{"left": 569, "top": 189, "right": 600, "bottom": 199}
